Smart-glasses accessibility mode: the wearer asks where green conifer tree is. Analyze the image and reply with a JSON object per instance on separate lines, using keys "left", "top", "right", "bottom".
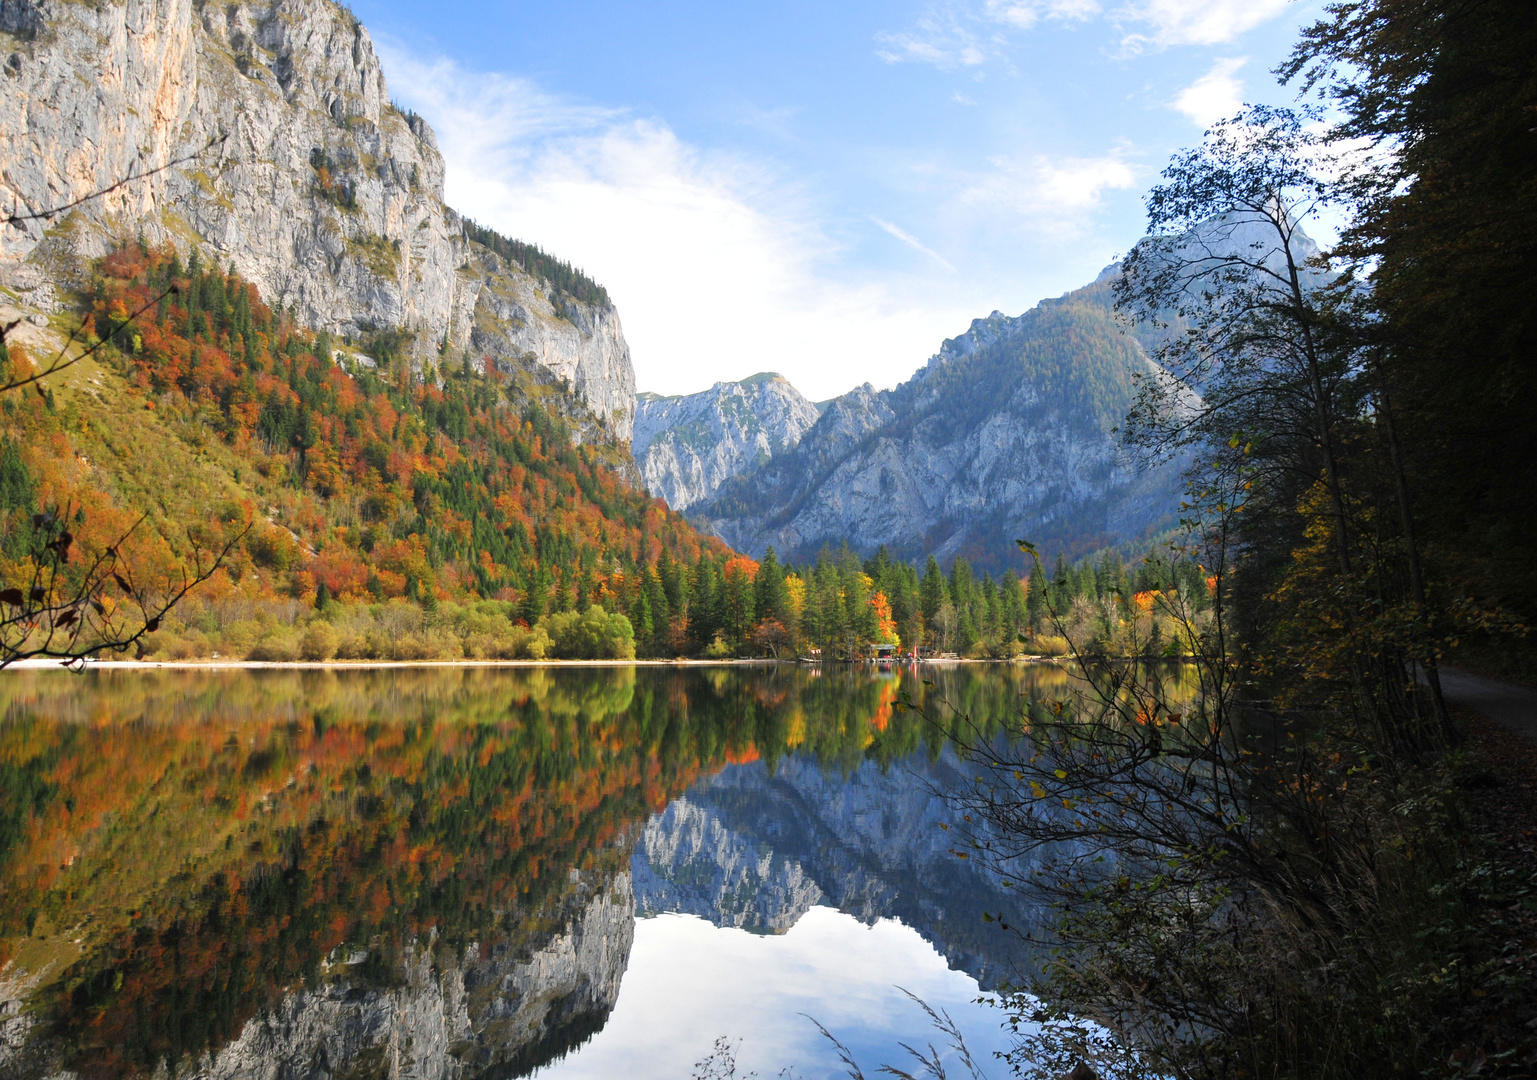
{"left": 920, "top": 555, "right": 948, "bottom": 631}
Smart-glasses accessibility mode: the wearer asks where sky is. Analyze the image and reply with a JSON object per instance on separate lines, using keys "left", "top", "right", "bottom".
{"left": 538, "top": 908, "right": 1018, "bottom": 1079}
{"left": 351, "top": 0, "right": 1328, "bottom": 401}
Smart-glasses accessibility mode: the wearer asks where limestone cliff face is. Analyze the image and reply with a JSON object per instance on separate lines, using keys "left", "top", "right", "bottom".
{"left": 632, "top": 373, "right": 821, "bottom": 511}
{"left": 631, "top": 755, "right": 1046, "bottom": 991}
{"left": 0, "top": 0, "right": 635, "bottom": 441}
{"left": 633, "top": 795, "right": 824, "bottom": 932}
{"left": 144, "top": 874, "right": 630, "bottom": 1080}
{"left": 698, "top": 274, "right": 1183, "bottom": 569}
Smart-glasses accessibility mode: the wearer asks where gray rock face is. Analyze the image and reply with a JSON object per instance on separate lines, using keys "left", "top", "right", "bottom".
{"left": 698, "top": 273, "right": 1183, "bottom": 570}
{"left": 0, "top": 0, "right": 635, "bottom": 441}
{"left": 167, "top": 874, "right": 631, "bottom": 1080}
{"left": 633, "top": 795, "right": 824, "bottom": 932}
{"left": 632, "top": 754, "right": 1047, "bottom": 991}
{"left": 633, "top": 373, "right": 821, "bottom": 511}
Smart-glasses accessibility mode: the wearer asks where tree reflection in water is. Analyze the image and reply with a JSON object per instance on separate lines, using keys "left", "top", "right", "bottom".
{"left": 0, "top": 663, "right": 1192, "bottom": 1079}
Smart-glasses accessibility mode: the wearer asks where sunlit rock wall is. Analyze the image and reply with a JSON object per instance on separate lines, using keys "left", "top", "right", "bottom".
{"left": 0, "top": 0, "right": 635, "bottom": 441}
{"left": 633, "top": 373, "right": 822, "bottom": 511}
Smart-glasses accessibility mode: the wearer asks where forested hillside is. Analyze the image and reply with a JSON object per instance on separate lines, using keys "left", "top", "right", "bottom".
{"left": 0, "top": 244, "right": 733, "bottom": 661}
{"left": 0, "top": 246, "right": 1210, "bottom": 664}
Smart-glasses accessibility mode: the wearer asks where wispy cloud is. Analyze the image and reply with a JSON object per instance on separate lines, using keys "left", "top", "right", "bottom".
{"left": 874, "top": 3, "right": 992, "bottom": 69}
{"left": 377, "top": 45, "right": 971, "bottom": 400}
{"left": 878, "top": 0, "right": 1289, "bottom": 68}
{"left": 872, "top": 218, "right": 957, "bottom": 271}
{"left": 957, "top": 151, "right": 1140, "bottom": 239}
{"left": 986, "top": 0, "right": 1103, "bottom": 30}
{"left": 1172, "top": 57, "right": 1247, "bottom": 125}
{"left": 1114, "top": 0, "right": 1292, "bottom": 51}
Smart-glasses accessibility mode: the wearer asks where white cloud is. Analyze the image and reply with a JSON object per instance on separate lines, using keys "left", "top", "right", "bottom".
{"left": 875, "top": 4, "right": 990, "bottom": 69}
{"left": 1114, "top": 0, "right": 1292, "bottom": 50}
{"left": 378, "top": 45, "right": 970, "bottom": 401}
{"left": 957, "top": 151, "right": 1140, "bottom": 239}
{"left": 879, "top": 0, "right": 1289, "bottom": 67}
{"left": 871, "top": 217, "right": 957, "bottom": 271}
{"left": 880, "top": 0, "right": 1099, "bottom": 67}
{"left": 986, "top": 0, "right": 1102, "bottom": 29}
{"left": 1172, "top": 57, "right": 1247, "bottom": 125}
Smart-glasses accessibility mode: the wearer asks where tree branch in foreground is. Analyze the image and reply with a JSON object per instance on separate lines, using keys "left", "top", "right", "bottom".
{"left": 1, "top": 506, "right": 251, "bottom": 669}
{"left": 1, "top": 133, "right": 227, "bottom": 229}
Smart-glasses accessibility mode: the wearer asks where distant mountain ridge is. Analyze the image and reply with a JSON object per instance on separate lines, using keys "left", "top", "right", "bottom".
{"left": 633, "top": 373, "right": 822, "bottom": 511}
{"left": 632, "top": 752, "right": 1044, "bottom": 991}
{"left": 691, "top": 271, "right": 1184, "bottom": 571}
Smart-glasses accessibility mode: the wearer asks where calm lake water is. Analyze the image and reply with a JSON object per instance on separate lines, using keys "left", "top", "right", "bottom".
{"left": 0, "top": 663, "right": 1094, "bottom": 1079}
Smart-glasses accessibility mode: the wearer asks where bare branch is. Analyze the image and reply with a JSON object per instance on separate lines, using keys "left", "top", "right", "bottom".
{"left": 1, "top": 282, "right": 180, "bottom": 395}
{"left": 1, "top": 133, "right": 228, "bottom": 229}
{"left": 0, "top": 506, "right": 252, "bottom": 670}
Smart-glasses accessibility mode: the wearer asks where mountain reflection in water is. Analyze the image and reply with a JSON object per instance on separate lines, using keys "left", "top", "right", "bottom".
{"left": 0, "top": 664, "right": 1113, "bottom": 1079}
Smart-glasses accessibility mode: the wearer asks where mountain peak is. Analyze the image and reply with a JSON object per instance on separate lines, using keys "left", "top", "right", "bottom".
{"left": 696, "top": 267, "right": 1182, "bottom": 569}
{"left": 632, "top": 373, "right": 822, "bottom": 511}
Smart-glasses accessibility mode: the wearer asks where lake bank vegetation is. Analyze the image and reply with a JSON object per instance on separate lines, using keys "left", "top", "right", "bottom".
{"left": 0, "top": 663, "right": 1055, "bottom": 1077}
{"left": 922, "top": 2, "right": 1537, "bottom": 1076}
{"left": 1, "top": 262, "right": 1209, "bottom": 666}
{"left": 1, "top": 254, "right": 1203, "bottom": 667}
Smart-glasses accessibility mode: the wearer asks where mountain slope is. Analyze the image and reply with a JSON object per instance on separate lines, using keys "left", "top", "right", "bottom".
{"left": 699, "top": 271, "right": 1183, "bottom": 570}
{"left": 0, "top": 248, "right": 731, "bottom": 664}
{"left": 633, "top": 373, "right": 821, "bottom": 511}
{"left": 0, "top": 0, "right": 635, "bottom": 441}
{"left": 633, "top": 753, "right": 1044, "bottom": 990}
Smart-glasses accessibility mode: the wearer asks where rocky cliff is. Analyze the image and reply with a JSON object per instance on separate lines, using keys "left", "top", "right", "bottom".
{"left": 633, "top": 373, "right": 822, "bottom": 511}
{"left": 632, "top": 754, "right": 1048, "bottom": 991}
{"left": 0, "top": 0, "right": 635, "bottom": 441}
{"left": 697, "top": 271, "right": 1183, "bottom": 570}
{"left": 0, "top": 870, "right": 635, "bottom": 1080}
{"left": 633, "top": 794, "right": 825, "bottom": 932}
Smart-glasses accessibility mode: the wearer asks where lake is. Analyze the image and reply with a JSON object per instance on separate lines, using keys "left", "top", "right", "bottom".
{"left": 0, "top": 663, "right": 1088, "bottom": 1079}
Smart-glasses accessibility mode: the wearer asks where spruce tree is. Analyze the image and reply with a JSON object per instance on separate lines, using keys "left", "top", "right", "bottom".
{"left": 920, "top": 555, "right": 948, "bottom": 628}
{"left": 633, "top": 586, "right": 654, "bottom": 654}
{"left": 1027, "top": 559, "right": 1048, "bottom": 631}
{"left": 755, "top": 546, "right": 785, "bottom": 624}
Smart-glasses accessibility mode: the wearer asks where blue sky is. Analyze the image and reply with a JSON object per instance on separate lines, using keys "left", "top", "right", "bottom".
{"left": 354, "top": 0, "right": 1325, "bottom": 400}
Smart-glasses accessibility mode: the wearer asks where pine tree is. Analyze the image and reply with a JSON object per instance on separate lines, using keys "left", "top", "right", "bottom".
{"left": 755, "top": 546, "right": 786, "bottom": 624}
{"left": 658, "top": 547, "right": 684, "bottom": 612}
{"left": 1027, "top": 559, "right": 1048, "bottom": 632}
{"left": 633, "top": 586, "right": 654, "bottom": 655}
{"left": 920, "top": 555, "right": 948, "bottom": 634}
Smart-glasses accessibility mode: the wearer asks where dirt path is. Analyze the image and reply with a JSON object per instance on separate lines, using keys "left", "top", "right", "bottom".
{"left": 1440, "top": 668, "right": 1537, "bottom": 1075}
{"left": 1439, "top": 666, "right": 1537, "bottom": 743}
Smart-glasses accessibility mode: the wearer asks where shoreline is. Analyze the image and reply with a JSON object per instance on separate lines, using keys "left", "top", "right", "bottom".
{"left": 1, "top": 656, "right": 1065, "bottom": 672}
